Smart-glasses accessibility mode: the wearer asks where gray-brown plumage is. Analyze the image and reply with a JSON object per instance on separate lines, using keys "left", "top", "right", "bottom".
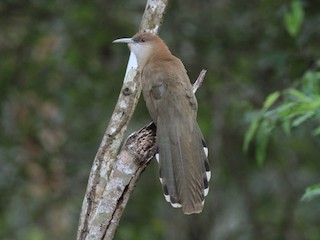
{"left": 113, "top": 32, "right": 210, "bottom": 214}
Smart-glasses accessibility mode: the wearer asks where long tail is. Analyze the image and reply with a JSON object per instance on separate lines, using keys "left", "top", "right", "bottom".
{"left": 156, "top": 118, "right": 210, "bottom": 214}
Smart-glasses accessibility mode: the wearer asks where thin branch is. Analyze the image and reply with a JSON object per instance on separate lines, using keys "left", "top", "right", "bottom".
{"left": 193, "top": 69, "right": 207, "bottom": 93}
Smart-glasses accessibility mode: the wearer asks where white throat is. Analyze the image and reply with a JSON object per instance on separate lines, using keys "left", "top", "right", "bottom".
{"left": 128, "top": 43, "right": 153, "bottom": 68}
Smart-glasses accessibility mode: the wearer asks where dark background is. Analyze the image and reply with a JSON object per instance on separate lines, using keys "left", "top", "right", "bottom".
{"left": 1, "top": 0, "right": 319, "bottom": 239}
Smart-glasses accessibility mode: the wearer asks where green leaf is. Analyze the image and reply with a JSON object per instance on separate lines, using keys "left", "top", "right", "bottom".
{"left": 292, "top": 112, "right": 315, "bottom": 127}
{"left": 301, "top": 183, "right": 320, "bottom": 201}
{"left": 290, "top": 101, "right": 320, "bottom": 115}
{"left": 286, "top": 88, "right": 310, "bottom": 102}
{"left": 255, "top": 120, "right": 271, "bottom": 166}
{"left": 243, "top": 116, "right": 261, "bottom": 152}
{"left": 276, "top": 102, "right": 296, "bottom": 118}
{"left": 255, "top": 128, "right": 268, "bottom": 166}
{"left": 284, "top": 0, "right": 304, "bottom": 38}
{"left": 263, "top": 91, "right": 280, "bottom": 110}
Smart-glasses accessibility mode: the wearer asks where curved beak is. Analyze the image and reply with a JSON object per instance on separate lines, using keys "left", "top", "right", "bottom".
{"left": 113, "top": 38, "right": 135, "bottom": 44}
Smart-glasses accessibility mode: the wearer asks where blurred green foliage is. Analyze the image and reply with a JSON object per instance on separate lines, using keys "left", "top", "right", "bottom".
{"left": 244, "top": 59, "right": 320, "bottom": 204}
{"left": 244, "top": 60, "right": 320, "bottom": 165}
{"left": 1, "top": 0, "right": 319, "bottom": 240}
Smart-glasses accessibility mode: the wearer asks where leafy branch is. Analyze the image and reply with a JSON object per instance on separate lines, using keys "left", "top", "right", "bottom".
{"left": 244, "top": 60, "right": 320, "bottom": 200}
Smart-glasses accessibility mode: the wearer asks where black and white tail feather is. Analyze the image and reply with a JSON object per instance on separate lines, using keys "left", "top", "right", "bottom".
{"left": 155, "top": 119, "right": 211, "bottom": 214}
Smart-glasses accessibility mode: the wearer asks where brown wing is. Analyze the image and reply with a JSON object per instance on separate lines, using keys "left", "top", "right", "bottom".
{"left": 141, "top": 59, "right": 210, "bottom": 214}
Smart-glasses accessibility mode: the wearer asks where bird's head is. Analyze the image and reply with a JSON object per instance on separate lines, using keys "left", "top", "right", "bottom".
{"left": 113, "top": 32, "right": 169, "bottom": 67}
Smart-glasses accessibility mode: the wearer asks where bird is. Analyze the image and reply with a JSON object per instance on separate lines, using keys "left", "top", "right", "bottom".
{"left": 113, "top": 32, "right": 211, "bottom": 214}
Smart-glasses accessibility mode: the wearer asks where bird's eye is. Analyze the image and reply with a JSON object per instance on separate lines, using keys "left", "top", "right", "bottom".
{"left": 141, "top": 37, "right": 146, "bottom": 43}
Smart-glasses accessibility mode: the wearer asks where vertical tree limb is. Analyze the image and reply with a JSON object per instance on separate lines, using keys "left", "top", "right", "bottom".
{"left": 77, "top": 1, "right": 168, "bottom": 239}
